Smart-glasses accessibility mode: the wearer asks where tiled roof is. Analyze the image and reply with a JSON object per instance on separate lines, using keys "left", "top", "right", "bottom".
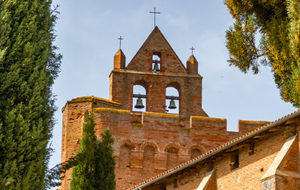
{"left": 130, "top": 109, "right": 300, "bottom": 190}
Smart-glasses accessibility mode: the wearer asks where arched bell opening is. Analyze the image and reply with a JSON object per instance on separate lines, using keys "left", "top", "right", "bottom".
{"left": 152, "top": 52, "right": 161, "bottom": 73}
{"left": 132, "top": 84, "right": 147, "bottom": 112}
{"left": 165, "top": 86, "right": 180, "bottom": 114}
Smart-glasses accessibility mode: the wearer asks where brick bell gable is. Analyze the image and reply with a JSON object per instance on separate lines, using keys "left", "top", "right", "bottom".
{"left": 60, "top": 26, "right": 271, "bottom": 190}
{"left": 126, "top": 26, "right": 187, "bottom": 75}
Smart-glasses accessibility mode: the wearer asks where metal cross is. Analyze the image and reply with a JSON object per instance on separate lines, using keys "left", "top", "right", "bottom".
{"left": 149, "top": 7, "right": 160, "bottom": 27}
{"left": 118, "top": 36, "right": 123, "bottom": 49}
{"left": 190, "top": 46, "right": 195, "bottom": 55}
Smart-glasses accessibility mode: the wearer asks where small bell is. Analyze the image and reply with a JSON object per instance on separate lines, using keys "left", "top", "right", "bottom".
{"left": 153, "top": 63, "right": 160, "bottom": 73}
{"left": 134, "top": 97, "right": 144, "bottom": 109}
{"left": 168, "top": 99, "right": 176, "bottom": 109}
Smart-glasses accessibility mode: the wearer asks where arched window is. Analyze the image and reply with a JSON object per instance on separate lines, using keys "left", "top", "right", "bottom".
{"left": 143, "top": 146, "right": 155, "bottom": 170}
{"left": 119, "top": 145, "right": 131, "bottom": 168}
{"left": 132, "top": 84, "right": 147, "bottom": 112}
{"left": 167, "top": 147, "right": 178, "bottom": 169}
{"left": 165, "top": 86, "right": 179, "bottom": 114}
{"left": 152, "top": 53, "right": 161, "bottom": 73}
{"left": 191, "top": 149, "right": 201, "bottom": 159}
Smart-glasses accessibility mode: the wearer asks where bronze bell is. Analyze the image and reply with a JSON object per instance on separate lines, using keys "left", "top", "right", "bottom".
{"left": 153, "top": 63, "right": 160, "bottom": 73}
{"left": 134, "top": 97, "right": 144, "bottom": 109}
{"left": 168, "top": 99, "right": 176, "bottom": 109}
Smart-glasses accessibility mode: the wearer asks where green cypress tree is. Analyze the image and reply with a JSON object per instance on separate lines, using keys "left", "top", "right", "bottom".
{"left": 71, "top": 112, "right": 98, "bottom": 190}
{"left": 71, "top": 112, "right": 116, "bottom": 190}
{"left": 0, "top": 0, "right": 61, "bottom": 189}
{"left": 224, "top": 0, "right": 300, "bottom": 107}
{"left": 96, "top": 128, "right": 116, "bottom": 189}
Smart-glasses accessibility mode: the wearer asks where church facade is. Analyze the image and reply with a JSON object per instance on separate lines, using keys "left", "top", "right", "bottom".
{"left": 60, "top": 27, "right": 273, "bottom": 190}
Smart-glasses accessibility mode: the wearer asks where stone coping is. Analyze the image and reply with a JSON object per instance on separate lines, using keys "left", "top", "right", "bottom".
{"left": 191, "top": 116, "right": 226, "bottom": 123}
{"left": 239, "top": 120, "right": 271, "bottom": 125}
{"left": 143, "top": 112, "right": 179, "bottom": 119}
{"left": 110, "top": 69, "right": 202, "bottom": 78}
{"left": 68, "top": 96, "right": 121, "bottom": 105}
{"left": 94, "top": 108, "right": 130, "bottom": 114}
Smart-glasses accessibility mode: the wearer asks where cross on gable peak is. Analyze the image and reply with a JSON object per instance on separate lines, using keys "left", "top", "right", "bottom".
{"left": 149, "top": 7, "right": 161, "bottom": 28}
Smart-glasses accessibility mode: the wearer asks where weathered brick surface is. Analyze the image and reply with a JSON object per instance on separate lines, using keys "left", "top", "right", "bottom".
{"left": 60, "top": 98, "right": 122, "bottom": 189}
{"left": 238, "top": 120, "right": 271, "bottom": 134}
{"left": 275, "top": 175, "right": 298, "bottom": 190}
{"left": 216, "top": 133, "right": 285, "bottom": 190}
{"left": 109, "top": 27, "right": 206, "bottom": 118}
{"left": 126, "top": 27, "right": 186, "bottom": 75}
{"left": 60, "top": 27, "right": 271, "bottom": 190}
{"left": 140, "top": 122, "right": 300, "bottom": 190}
{"left": 60, "top": 101, "right": 91, "bottom": 190}
{"left": 187, "top": 55, "right": 198, "bottom": 75}
{"left": 109, "top": 70, "right": 206, "bottom": 118}
{"left": 114, "top": 49, "right": 126, "bottom": 69}
{"left": 61, "top": 103, "right": 266, "bottom": 190}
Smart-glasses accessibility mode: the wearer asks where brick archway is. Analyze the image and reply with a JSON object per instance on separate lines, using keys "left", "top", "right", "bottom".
{"left": 117, "top": 138, "right": 135, "bottom": 150}
{"left": 140, "top": 141, "right": 159, "bottom": 153}
{"left": 188, "top": 144, "right": 203, "bottom": 160}
{"left": 164, "top": 142, "right": 181, "bottom": 153}
{"left": 118, "top": 139, "right": 135, "bottom": 169}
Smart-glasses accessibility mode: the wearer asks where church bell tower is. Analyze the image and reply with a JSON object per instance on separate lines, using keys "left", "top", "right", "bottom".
{"left": 61, "top": 26, "right": 229, "bottom": 190}
{"left": 110, "top": 26, "right": 207, "bottom": 121}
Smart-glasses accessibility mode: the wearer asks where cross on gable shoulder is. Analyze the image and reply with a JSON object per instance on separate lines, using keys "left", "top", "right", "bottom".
{"left": 190, "top": 46, "right": 195, "bottom": 55}
{"left": 118, "top": 36, "right": 123, "bottom": 49}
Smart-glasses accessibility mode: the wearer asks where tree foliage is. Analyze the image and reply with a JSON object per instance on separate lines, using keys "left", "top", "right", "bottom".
{"left": 0, "top": 0, "right": 61, "bottom": 189}
{"left": 224, "top": 0, "right": 300, "bottom": 107}
{"left": 71, "top": 111, "right": 116, "bottom": 190}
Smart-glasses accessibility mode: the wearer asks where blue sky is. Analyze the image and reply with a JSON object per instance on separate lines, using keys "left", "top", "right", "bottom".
{"left": 49, "top": 0, "right": 297, "bottom": 183}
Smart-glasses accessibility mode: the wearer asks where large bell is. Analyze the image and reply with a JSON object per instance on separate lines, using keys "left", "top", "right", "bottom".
{"left": 168, "top": 99, "right": 176, "bottom": 109}
{"left": 153, "top": 63, "right": 160, "bottom": 73}
{"left": 134, "top": 97, "right": 144, "bottom": 109}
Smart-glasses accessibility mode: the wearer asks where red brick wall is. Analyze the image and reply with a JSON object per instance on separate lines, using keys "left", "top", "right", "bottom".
{"left": 216, "top": 133, "right": 285, "bottom": 190}
{"left": 60, "top": 101, "right": 92, "bottom": 190}
{"left": 142, "top": 126, "right": 299, "bottom": 190}
{"left": 60, "top": 27, "right": 273, "bottom": 190}
{"left": 60, "top": 101, "right": 268, "bottom": 190}
{"left": 164, "top": 166, "right": 207, "bottom": 190}
{"left": 276, "top": 175, "right": 298, "bottom": 190}
{"left": 109, "top": 27, "right": 207, "bottom": 118}
{"left": 109, "top": 71, "right": 207, "bottom": 118}
{"left": 238, "top": 120, "right": 271, "bottom": 133}
{"left": 143, "top": 146, "right": 155, "bottom": 170}
{"left": 60, "top": 97, "right": 122, "bottom": 190}
{"left": 126, "top": 27, "right": 187, "bottom": 75}
{"left": 275, "top": 134, "right": 299, "bottom": 190}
